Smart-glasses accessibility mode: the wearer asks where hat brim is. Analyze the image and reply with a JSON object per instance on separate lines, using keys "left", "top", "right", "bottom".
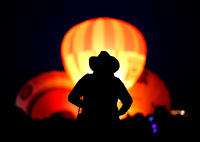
{"left": 89, "top": 56, "right": 119, "bottom": 73}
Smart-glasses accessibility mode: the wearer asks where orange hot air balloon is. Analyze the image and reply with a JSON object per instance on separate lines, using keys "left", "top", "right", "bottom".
{"left": 15, "top": 71, "right": 78, "bottom": 119}
{"left": 118, "top": 69, "right": 171, "bottom": 119}
{"left": 31, "top": 88, "right": 76, "bottom": 120}
{"left": 61, "top": 17, "right": 147, "bottom": 89}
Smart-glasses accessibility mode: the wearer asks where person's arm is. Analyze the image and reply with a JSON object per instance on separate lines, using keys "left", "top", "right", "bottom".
{"left": 68, "top": 75, "right": 88, "bottom": 108}
{"left": 117, "top": 79, "right": 133, "bottom": 116}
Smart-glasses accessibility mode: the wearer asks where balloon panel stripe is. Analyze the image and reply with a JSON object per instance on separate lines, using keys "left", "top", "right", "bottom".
{"left": 84, "top": 19, "right": 96, "bottom": 52}
{"left": 104, "top": 18, "right": 115, "bottom": 50}
{"left": 121, "top": 22, "right": 134, "bottom": 51}
{"left": 69, "top": 27, "right": 77, "bottom": 54}
{"left": 69, "top": 28, "right": 81, "bottom": 72}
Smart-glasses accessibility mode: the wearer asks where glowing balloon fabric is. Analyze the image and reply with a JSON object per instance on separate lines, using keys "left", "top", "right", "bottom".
{"left": 61, "top": 17, "right": 147, "bottom": 89}
{"left": 15, "top": 71, "right": 78, "bottom": 118}
{"left": 31, "top": 88, "right": 76, "bottom": 119}
{"left": 118, "top": 69, "right": 171, "bottom": 119}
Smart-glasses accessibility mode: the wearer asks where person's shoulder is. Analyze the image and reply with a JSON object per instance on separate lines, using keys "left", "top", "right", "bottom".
{"left": 82, "top": 73, "right": 93, "bottom": 80}
{"left": 113, "top": 76, "right": 126, "bottom": 87}
{"left": 113, "top": 76, "right": 121, "bottom": 81}
{"left": 76, "top": 74, "right": 92, "bottom": 84}
{"left": 84, "top": 73, "right": 93, "bottom": 77}
{"left": 113, "top": 76, "right": 123, "bottom": 83}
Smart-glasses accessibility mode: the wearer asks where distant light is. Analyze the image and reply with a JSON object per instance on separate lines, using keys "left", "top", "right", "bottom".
{"left": 152, "top": 123, "right": 157, "bottom": 128}
{"left": 170, "top": 110, "right": 186, "bottom": 116}
{"left": 180, "top": 110, "right": 185, "bottom": 116}
{"left": 148, "top": 116, "right": 154, "bottom": 122}
{"left": 152, "top": 123, "right": 157, "bottom": 134}
{"left": 117, "top": 99, "right": 121, "bottom": 103}
{"left": 153, "top": 129, "right": 157, "bottom": 134}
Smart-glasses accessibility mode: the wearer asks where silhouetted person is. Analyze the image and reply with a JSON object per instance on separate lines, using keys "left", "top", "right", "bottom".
{"left": 68, "top": 51, "right": 132, "bottom": 122}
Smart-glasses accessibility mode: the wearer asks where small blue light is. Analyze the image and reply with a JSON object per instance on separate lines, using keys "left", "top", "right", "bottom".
{"left": 153, "top": 129, "right": 157, "bottom": 134}
{"left": 148, "top": 116, "right": 154, "bottom": 122}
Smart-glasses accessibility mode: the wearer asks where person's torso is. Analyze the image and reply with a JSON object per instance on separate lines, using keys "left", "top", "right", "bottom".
{"left": 80, "top": 74, "right": 120, "bottom": 120}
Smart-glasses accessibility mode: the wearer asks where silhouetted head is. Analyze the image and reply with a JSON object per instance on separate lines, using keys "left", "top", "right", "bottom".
{"left": 89, "top": 51, "right": 119, "bottom": 75}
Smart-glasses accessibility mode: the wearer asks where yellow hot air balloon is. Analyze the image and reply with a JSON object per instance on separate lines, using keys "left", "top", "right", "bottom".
{"left": 61, "top": 17, "right": 147, "bottom": 89}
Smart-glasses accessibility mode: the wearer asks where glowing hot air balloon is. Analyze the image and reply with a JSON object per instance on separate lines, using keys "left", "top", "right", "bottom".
{"left": 15, "top": 71, "right": 78, "bottom": 119}
{"left": 31, "top": 88, "right": 76, "bottom": 120}
{"left": 118, "top": 69, "right": 171, "bottom": 119}
{"left": 61, "top": 17, "right": 147, "bottom": 89}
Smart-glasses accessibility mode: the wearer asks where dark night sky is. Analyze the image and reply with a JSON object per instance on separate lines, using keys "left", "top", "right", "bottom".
{"left": 3, "top": 0, "right": 198, "bottom": 110}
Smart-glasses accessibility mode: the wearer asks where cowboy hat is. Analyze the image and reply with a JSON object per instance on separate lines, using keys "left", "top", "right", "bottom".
{"left": 89, "top": 51, "right": 119, "bottom": 73}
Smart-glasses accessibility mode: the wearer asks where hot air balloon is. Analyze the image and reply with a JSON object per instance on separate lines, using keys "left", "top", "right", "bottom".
{"left": 118, "top": 69, "right": 171, "bottom": 119}
{"left": 31, "top": 88, "right": 76, "bottom": 120}
{"left": 15, "top": 71, "right": 78, "bottom": 119}
{"left": 61, "top": 17, "right": 147, "bottom": 89}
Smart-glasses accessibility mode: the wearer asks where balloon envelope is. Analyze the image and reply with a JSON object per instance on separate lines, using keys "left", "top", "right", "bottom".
{"left": 15, "top": 71, "right": 76, "bottom": 118}
{"left": 61, "top": 17, "right": 147, "bottom": 89}
{"left": 31, "top": 88, "right": 77, "bottom": 119}
{"left": 118, "top": 69, "right": 171, "bottom": 119}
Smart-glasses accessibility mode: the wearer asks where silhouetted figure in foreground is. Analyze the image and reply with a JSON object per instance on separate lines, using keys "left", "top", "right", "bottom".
{"left": 68, "top": 51, "right": 132, "bottom": 122}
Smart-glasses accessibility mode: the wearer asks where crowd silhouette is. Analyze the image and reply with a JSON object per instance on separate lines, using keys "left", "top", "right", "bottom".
{"left": 6, "top": 105, "right": 192, "bottom": 137}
